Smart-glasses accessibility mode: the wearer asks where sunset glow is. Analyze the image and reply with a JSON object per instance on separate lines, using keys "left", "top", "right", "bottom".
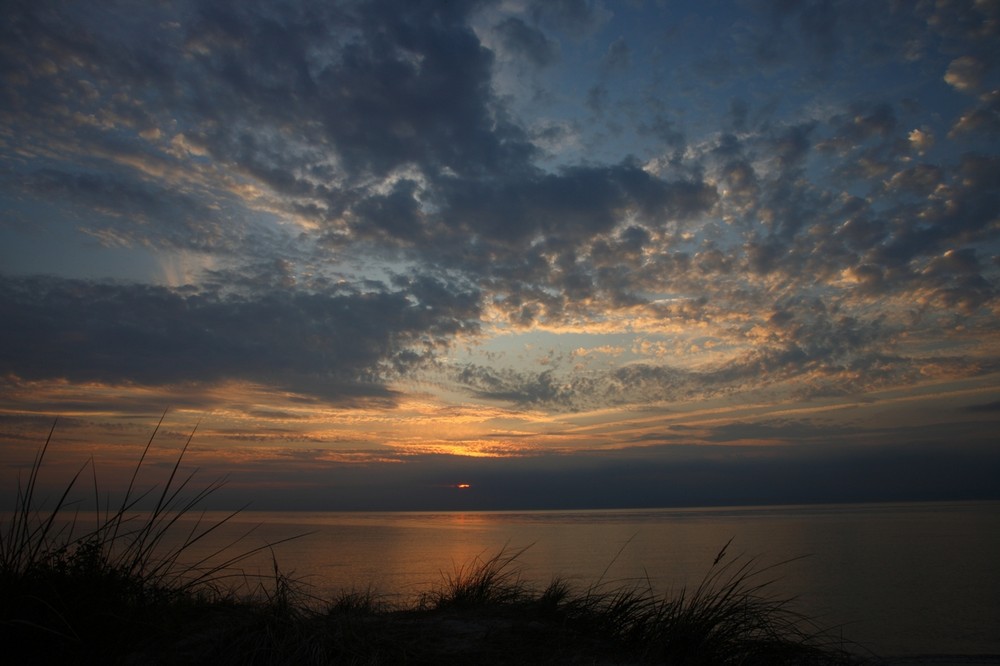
{"left": 2, "top": 0, "right": 998, "bottom": 510}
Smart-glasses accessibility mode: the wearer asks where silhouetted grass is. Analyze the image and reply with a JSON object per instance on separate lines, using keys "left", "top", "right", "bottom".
{"left": 424, "top": 544, "right": 532, "bottom": 608}
{"left": 562, "top": 541, "right": 853, "bottom": 665}
{"left": 1, "top": 423, "right": 868, "bottom": 665}
{"left": 0, "top": 417, "right": 304, "bottom": 664}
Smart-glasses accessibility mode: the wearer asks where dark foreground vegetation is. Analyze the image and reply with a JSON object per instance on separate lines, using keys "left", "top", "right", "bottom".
{"left": 2, "top": 423, "right": 867, "bottom": 665}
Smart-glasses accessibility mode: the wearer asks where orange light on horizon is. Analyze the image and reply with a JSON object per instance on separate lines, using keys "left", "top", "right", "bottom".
{"left": 456, "top": 483, "right": 471, "bottom": 489}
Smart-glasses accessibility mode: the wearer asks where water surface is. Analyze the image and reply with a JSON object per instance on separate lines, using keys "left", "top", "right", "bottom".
{"left": 166, "top": 501, "right": 1000, "bottom": 656}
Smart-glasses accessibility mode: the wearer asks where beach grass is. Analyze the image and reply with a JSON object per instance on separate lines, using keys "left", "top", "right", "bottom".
{"left": 1, "top": 424, "right": 867, "bottom": 665}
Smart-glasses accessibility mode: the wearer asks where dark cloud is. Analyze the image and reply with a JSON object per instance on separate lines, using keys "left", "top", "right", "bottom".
{"left": 601, "top": 37, "right": 630, "bottom": 71}
{"left": 965, "top": 400, "right": 1000, "bottom": 413}
{"left": 527, "top": 0, "right": 611, "bottom": 38}
{"left": 182, "top": 0, "right": 534, "bottom": 183}
{"left": 0, "top": 0, "right": 725, "bottom": 291}
{"left": 457, "top": 366, "right": 576, "bottom": 407}
{"left": 0, "top": 0, "right": 998, "bottom": 444}
{"left": 351, "top": 179, "right": 426, "bottom": 242}
{"left": 870, "top": 153, "right": 1000, "bottom": 272}
{"left": 494, "top": 17, "right": 558, "bottom": 68}
{"left": 0, "top": 274, "right": 480, "bottom": 402}
{"left": 883, "top": 164, "right": 945, "bottom": 197}
{"left": 430, "top": 161, "right": 716, "bottom": 248}
{"left": 1, "top": 0, "right": 536, "bottom": 228}
{"left": 818, "top": 103, "right": 898, "bottom": 157}
{"left": 453, "top": 306, "right": 912, "bottom": 411}
{"left": 950, "top": 89, "right": 1000, "bottom": 137}
{"left": 12, "top": 0, "right": 989, "bottom": 331}
{"left": 160, "top": 436, "right": 1000, "bottom": 510}
{"left": 770, "top": 122, "right": 816, "bottom": 169}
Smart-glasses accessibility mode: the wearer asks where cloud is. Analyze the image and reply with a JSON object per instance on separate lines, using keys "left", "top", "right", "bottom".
{"left": 907, "top": 128, "right": 935, "bottom": 154}
{"left": 871, "top": 153, "right": 1000, "bottom": 271}
{"left": 1, "top": 0, "right": 538, "bottom": 232}
{"left": 15, "top": 167, "right": 255, "bottom": 253}
{"left": 527, "top": 0, "right": 612, "bottom": 39}
{"left": 186, "top": 0, "right": 533, "bottom": 184}
{"left": 965, "top": 400, "right": 1000, "bottom": 413}
{"left": 453, "top": 307, "right": 915, "bottom": 411}
{"left": 0, "top": 274, "right": 480, "bottom": 403}
{"left": 1, "top": 0, "right": 727, "bottom": 291}
{"left": 493, "top": 17, "right": 558, "bottom": 68}
{"left": 431, "top": 161, "right": 716, "bottom": 248}
{"left": 456, "top": 365, "right": 577, "bottom": 407}
{"left": 770, "top": 122, "right": 816, "bottom": 170}
{"left": 1, "top": 0, "right": 998, "bottom": 444}
{"left": 883, "top": 164, "right": 944, "bottom": 197}
{"left": 945, "top": 55, "right": 987, "bottom": 92}
{"left": 818, "top": 104, "right": 897, "bottom": 157}
{"left": 950, "top": 89, "right": 1000, "bottom": 137}
{"left": 601, "top": 37, "right": 631, "bottom": 71}
{"left": 180, "top": 435, "right": 1000, "bottom": 510}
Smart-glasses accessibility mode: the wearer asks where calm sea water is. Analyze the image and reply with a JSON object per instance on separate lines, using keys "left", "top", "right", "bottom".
{"left": 94, "top": 501, "right": 1000, "bottom": 656}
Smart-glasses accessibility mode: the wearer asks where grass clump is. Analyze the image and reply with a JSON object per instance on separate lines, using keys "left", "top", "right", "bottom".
{"left": 395, "top": 540, "right": 861, "bottom": 665}
{"left": 426, "top": 545, "right": 531, "bottom": 609}
{"left": 0, "top": 417, "right": 301, "bottom": 664}
{"left": 560, "top": 539, "right": 853, "bottom": 664}
{"left": 2, "top": 422, "right": 867, "bottom": 665}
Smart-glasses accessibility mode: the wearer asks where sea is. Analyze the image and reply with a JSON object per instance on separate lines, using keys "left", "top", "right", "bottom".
{"left": 68, "top": 501, "right": 1000, "bottom": 658}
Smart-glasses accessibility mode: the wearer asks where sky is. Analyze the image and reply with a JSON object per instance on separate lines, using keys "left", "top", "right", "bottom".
{"left": 2, "top": 0, "right": 999, "bottom": 511}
